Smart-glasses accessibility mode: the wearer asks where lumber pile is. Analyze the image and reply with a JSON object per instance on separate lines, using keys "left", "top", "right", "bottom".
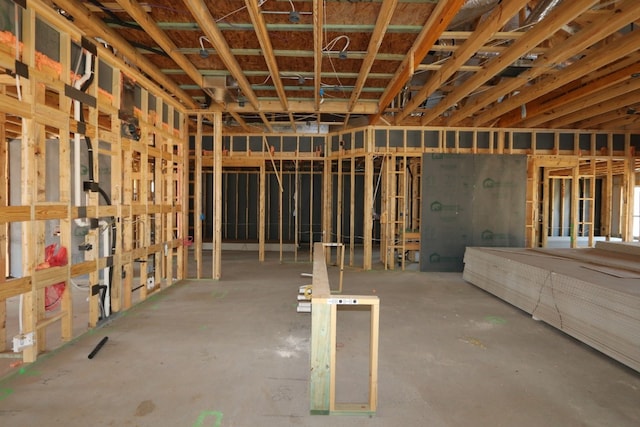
{"left": 297, "top": 284, "right": 312, "bottom": 313}
{"left": 463, "top": 244, "right": 640, "bottom": 372}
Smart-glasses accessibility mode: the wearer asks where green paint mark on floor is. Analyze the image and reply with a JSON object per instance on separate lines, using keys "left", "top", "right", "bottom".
{"left": 485, "top": 315, "right": 506, "bottom": 325}
{"left": 193, "top": 410, "right": 223, "bottom": 427}
{"left": 18, "top": 367, "right": 40, "bottom": 377}
{"left": 211, "top": 290, "right": 227, "bottom": 299}
{"left": 0, "top": 388, "right": 13, "bottom": 401}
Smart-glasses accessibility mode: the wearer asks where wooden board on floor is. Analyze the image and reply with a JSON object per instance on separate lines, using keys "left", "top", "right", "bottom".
{"left": 463, "top": 246, "right": 640, "bottom": 373}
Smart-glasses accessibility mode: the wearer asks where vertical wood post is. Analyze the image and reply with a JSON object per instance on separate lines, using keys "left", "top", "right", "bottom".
{"left": 259, "top": 163, "right": 266, "bottom": 262}
{"left": 363, "top": 130, "right": 374, "bottom": 270}
{"left": 213, "top": 112, "right": 222, "bottom": 279}
{"left": 194, "top": 114, "right": 203, "bottom": 278}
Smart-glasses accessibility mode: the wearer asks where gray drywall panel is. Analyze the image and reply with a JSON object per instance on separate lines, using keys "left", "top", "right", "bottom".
{"left": 472, "top": 155, "right": 527, "bottom": 247}
{"left": 421, "top": 154, "right": 526, "bottom": 272}
{"left": 420, "top": 154, "right": 474, "bottom": 272}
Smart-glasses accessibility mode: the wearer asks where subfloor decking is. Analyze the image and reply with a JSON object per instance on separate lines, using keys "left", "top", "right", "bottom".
{"left": 0, "top": 252, "right": 639, "bottom": 426}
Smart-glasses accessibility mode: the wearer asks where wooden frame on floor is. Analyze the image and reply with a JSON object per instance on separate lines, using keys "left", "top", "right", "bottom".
{"left": 310, "top": 242, "right": 379, "bottom": 416}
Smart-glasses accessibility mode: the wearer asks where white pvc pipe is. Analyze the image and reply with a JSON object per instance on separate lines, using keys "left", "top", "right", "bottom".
{"left": 100, "top": 221, "right": 111, "bottom": 317}
{"left": 73, "top": 51, "right": 93, "bottom": 225}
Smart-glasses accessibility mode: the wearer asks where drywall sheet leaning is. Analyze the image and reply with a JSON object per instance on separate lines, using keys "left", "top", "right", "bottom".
{"left": 420, "top": 154, "right": 526, "bottom": 272}
{"left": 463, "top": 246, "right": 640, "bottom": 372}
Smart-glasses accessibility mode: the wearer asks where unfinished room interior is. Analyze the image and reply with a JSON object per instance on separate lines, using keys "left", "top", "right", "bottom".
{"left": 0, "top": 0, "right": 639, "bottom": 424}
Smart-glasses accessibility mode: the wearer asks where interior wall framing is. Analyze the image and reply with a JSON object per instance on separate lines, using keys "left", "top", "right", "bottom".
{"left": 0, "top": 0, "right": 188, "bottom": 364}
{"left": 189, "top": 126, "right": 639, "bottom": 276}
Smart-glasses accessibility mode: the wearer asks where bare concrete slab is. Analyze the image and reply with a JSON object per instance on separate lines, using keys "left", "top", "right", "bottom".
{"left": 0, "top": 252, "right": 638, "bottom": 426}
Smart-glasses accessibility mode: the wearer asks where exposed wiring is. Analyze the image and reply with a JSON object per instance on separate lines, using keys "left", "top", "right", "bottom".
{"left": 195, "top": 0, "right": 270, "bottom": 53}
{"left": 88, "top": 0, "right": 142, "bottom": 30}
{"left": 321, "top": 1, "right": 349, "bottom": 95}
{"left": 199, "top": 36, "right": 209, "bottom": 50}
{"left": 259, "top": 74, "right": 273, "bottom": 85}
{"left": 215, "top": 0, "right": 267, "bottom": 24}
{"left": 323, "top": 35, "right": 350, "bottom": 55}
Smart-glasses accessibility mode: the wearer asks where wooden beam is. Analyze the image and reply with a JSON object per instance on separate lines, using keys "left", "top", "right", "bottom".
{"left": 363, "top": 147, "right": 374, "bottom": 269}
{"left": 595, "top": 112, "right": 640, "bottom": 131}
{"left": 195, "top": 114, "right": 203, "bottom": 278}
{"left": 245, "top": 0, "right": 288, "bottom": 111}
{"left": 0, "top": 112, "right": 6, "bottom": 351}
{"left": 370, "top": 0, "right": 466, "bottom": 124}
{"left": 288, "top": 112, "right": 297, "bottom": 132}
{"left": 573, "top": 103, "right": 640, "bottom": 130}
{"left": 544, "top": 88, "right": 640, "bottom": 129}
{"left": 417, "top": 64, "right": 483, "bottom": 72}
{"left": 263, "top": 136, "right": 283, "bottom": 192}
{"left": 53, "top": 0, "right": 196, "bottom": 109}
{"left": 475, "top": 22, "right": 640, "bottom": 127}
{"left": 521, "top": 78, "right": 640, "bottom": 128}
{"left": 470, "top": 1, "right": 640, "bottom": 127}
{"left": 310, "top": 242, "right": 379, "bottom": 415}
{"left": 191, "top": 99, "right": 379, "bottom": 115}
{"left": 500, "top": 63, "right": 640, "bottom": 128}
{"left": 322, "top": 155, "right": 332, "bottom": 245}
{"left": 347, "top": 0, "right": 398, "bottom": 112}
{"left": 259, "top": 163, "right": 266, "bottom": 262}
{"left": 213, "top": 112, "right": 223, "bottom": 279}
{"left": 183, "top": 0, "right": 260, "bottom": 109}
{"left": 349, "top": 156, "right": 355, "bottom": 267}
{"left": 229, "top": 111, "right": 253, "bottom": 133}
{"left": 313, "top": 0, "right": 324, "bottom": 111}
{"left": 396, "top": 0, "right": 528, "bottom": 123}
{"left": 114, "top": 0, "right": 203, "bottom": 89}
{"left": 259, "top": 112, "right": 274, "bottom": 133}
{"left": 420, "top": 0, "right": 600, "bottom": 125}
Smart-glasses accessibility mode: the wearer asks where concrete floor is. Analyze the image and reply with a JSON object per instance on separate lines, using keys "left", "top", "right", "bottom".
{"left": 0, "top": 251, "right": 639, "bottom": 426}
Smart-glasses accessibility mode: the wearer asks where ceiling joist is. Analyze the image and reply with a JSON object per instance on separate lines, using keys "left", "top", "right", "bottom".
{"left": 395, "top": 0, "right": 530, "bottom": 123}
{"left": 53, "top": 0, "right": 197, "bottom": 108}
{"left": 62, "top": 0, "right": 640, "bottom": 132}
{"left": 451, "top": 0, "right": 640, "bottom": 127}
{"left": 370, "top": 0, "right": 466, "bottom": 124}
{"left": 183, "top": 0, "right": 260, "bottom": 110}
{"left": 245, "top": 0, "right": 289, "bottom": 111}
{"left": 420, "top": 0, "right": 602, "bottom": 126}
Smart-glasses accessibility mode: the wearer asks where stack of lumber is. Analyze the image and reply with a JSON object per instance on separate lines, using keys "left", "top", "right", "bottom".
{"left": 297, "top": 272, "right": 313, "bottom": 313}
{"left": 297, "top": 284, "right": 312, "bottom": 313}
{"left": 463, "top": 243, "right": 640, "bottom": 372}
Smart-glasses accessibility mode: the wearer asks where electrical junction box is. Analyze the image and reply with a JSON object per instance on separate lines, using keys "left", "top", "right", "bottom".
{"left": 12, "top": 332, "right": 34, "bottom": 352}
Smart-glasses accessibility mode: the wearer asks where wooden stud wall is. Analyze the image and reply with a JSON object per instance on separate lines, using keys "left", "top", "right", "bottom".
{"left": 188, "top": 126, "right": 638, "bottom": 276}
{"left": 0, "top": 2, "right": 187, "bottom": 363}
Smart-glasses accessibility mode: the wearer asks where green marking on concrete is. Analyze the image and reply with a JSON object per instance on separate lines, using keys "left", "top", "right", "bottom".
{"left": 210, "top": 290, "right": 227, "bottom": 299}
{"left": 192, "top": 410, "right": 223, "bottom": 427}
{"left": 485, "top": 315, "right": 506, "bottom": 325}
{"left": 0, "top": 388, "right": 13, "bottom": 401}
{"left": 18, "top": 367, "right": 40, "bottom": 377}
